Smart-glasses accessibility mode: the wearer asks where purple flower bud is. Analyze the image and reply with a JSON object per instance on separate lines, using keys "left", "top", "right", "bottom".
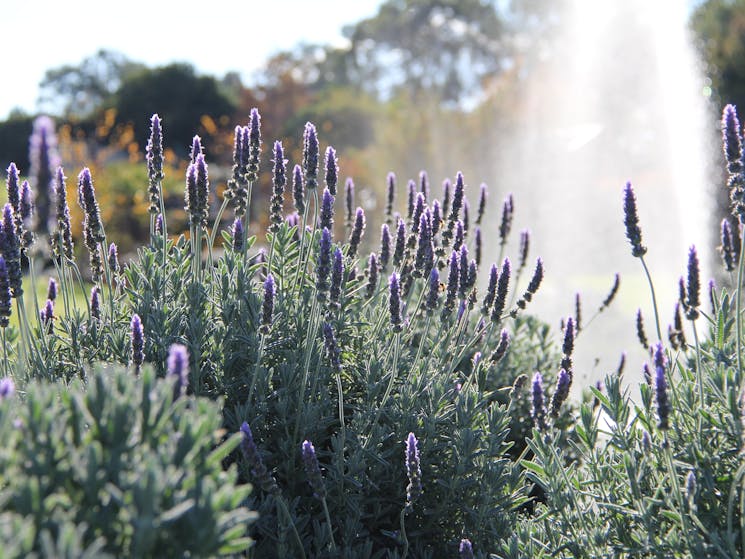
{"left": 411, "top": 193, "right": 425, "bottom": 233}
{"left": 641, "top": 430, "right": 652, "bottom": 453}
{"left": 330, "top": 247, "right": 344, "bottom": 308}
{"left": 407, "top": 179, "right": 416, "bottom": 220}
{"left": 20, "top": 180, "right": 33, "bottom": 222}
{"left": 46, "top": 278, "right": 57, "bottom": 305}
{"left": 498, "top": 194, "right": 514, "bottom": 246}
{"left": 458, "top": 245, "right": 469, "bottom": 298}
{"left": 240, "top": 422, "right": 280, "bottom": 494}
{"left": 348, "top": 208, "right": 365, "bottom": 259}
{"left": 643, "top": 362, "right": 652, "bottom": 385}
{"left": 482, "top": 264, "right": 499, "bottom": 317}
{"left": 404, "top": 432, "right": 422, "bottom": 512}
{"left": 425, "top": 267, "right": 440, "bottom": 314}
{"left": 600, "top": 273, "right": 620, "bottom": 311}
{"left": 518, "top": 229, "right": 530, "bottom": 271}
{"left": 366, "top": 253, "right": 379, "bottom": 298}
{"left": 28, "top": 116, "right": 59, "bottom": 238}
{"left": 686, "top": 470, "right": 697, "bottom": 502}
{"left": 450, "top": 173, "right": 465, "bottom": 222}
{"left": 685, "top": 245, "right": 700, "bottom": 320}
{"left": 319, "top": 188, "right": 335, "bottom": 233}
{"left": 491, "top": 258, "right": 511, "bottom": 323}
{"left": 491, "top": 329, "right": 510, "bottom": 363}
{"left": 720, "top": 218, "right": 737, "bottom": 272}
{"left": 393, "top": 218, "right": 406, "bottom": 267}
{"left": 322, "top": 322, "right": 342, "bottom": 372}
{"left": 531, "top": 372, "right": 547, "bottom": 431}
{"left": 269, "top": 140, "right": 287, "bottom": 233}
{"left": 722, "top": 104, "right": 743, "bottom": 176}
{"left": 345, "top": 177, "right": 355, "bottom": 228}
{"left": 0, "top": 257, "right": 11, "bottom": 328}
{"left": 563, "top": 316, "right": 575, "bottom": 357}
{"left": 385, "top": 172, "right": 396, "bottom": 223}
{"left": 655, "top": 355, "right": 670, "bottom": 430}
{"left": 474, "top": 227, "right": 482, "bottom": 266}
{"left": 419, "top": 170, "right": 429, "bottom": 201}
{"left": 90, "top": 286, "right": 101, "bottom": 320}
{"left": 303, "top": 122, "right": 319, "bottom": 189}
{"left": 459, "top": 539, "right": 474, "bottom": 559}
{"left": 442, "top": 178, "right": 452, "bottom": 217}
{"left": 261, "top": 274, "right": 275, "bottom": 334}
{"left": 155, "top": 213, "right": 164, "bottom": 236}
{"left": 431, "top": 199, "right": 442, "bottom": 236}
{"left": 550, "top": 368, "right": 571, "bottom": 417}
{"left": 324, "top": 146, "right": 338, "bottom": 195}
{"left": 247, "top": 108, "right": 262, "bottom": 182}
{"left": 453, "top": 220, "right": 464, "bottom": 252}
{"left": 108, "top": 242, "right": 119, "bottom": 274}
{"left": 292, "top": 164, "right": 305, "bottom": 214}
{"left": 316, "top": 228, "right": 332, "bottom": 301}
{"left": 131, "top": 314, "right": 145, "bottom": 370}
{"left": 146, "top": 114, "right": 164, "bottom": 214}
{"left": 389, "top": 273, "right": 403, "bottom": 332}
{"left": 463, "top": 198, "right": 470, "bottom": 235}
{"left": 653, "top": 341, "right": 667, "bottom": 370}
{"left": 380, "top": 224, "right": 391, "bottom": 272}
{"left": 1, "top": 204, "right": 22, "bottom": 298}
{"left": 0, "top": 377, "right": 15, "bottom": 400}
{"left": 476, "top": 183, "right": 487, "bottom": 226}
{"left": 41, "top": 299, "right": 54, "bottom": 332}
{"left": 441, "top": 251, "right": 460, "bottom": 322}
{"left": 232, "top": 218, "right": 244, "bottom": 251}
{"left": 167, "top": 343, "right": 189, "bottom": 398}
{"left": 301, "top": 439, "right": 327, "bottom": 499}
{"left": 53, "top": 167, "right": 74, "bottom": 259}
{"left": 194, "top": 153, "right": 210, "bottom": 227}
{"left": 6, "top": 163, "right": 20, "bottom": 214}
{"left": 457, "top": 299, "right": 467, "bottom": 322}
{"left": 623, "top": 181, "right": 646, "bottom": 257}
{"left": 190, "top": 135, "right": 203, "bottom": 164}
{"left": 636, "top": 308, "right": 648, "bottom": 349}
{"left": 710, "top": 279, "right": 717, "bottom": 314}
{"left": 414, "top": 210, "right": 434, "bottom": 277}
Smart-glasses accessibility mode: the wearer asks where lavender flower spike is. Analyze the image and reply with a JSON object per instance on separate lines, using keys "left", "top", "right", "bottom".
{"left": 108, "top": 242, "right": 119, "bottom": 274}
{"left": 53, "top": 167, "right": 73, "bottom": 260}
{"left": 301, "top": 440, "right": 327, "bottom": 499}
{"left": 232, "top": 218, "right": 244, "bottom": 252}
{"left": 425, "top": 267, "right": 440, "bottom": 314}
{"left": 324, "top": 146, "right": 338, "bottom": 195}
{"left": 389, "top": 273, "right": 403, "bottom": 332}
{"left": 404, "top": 432, "right": 422, "bottom": 513}
{"left": 653, "top": 342, "right": 670, "bottom": 430}
{"left": 2, "top": 204, "right": 22, "bottom": 297}
{"left": 722, "top": 104, "right": 743, "bottom": 176}
{"left": 130, "top": 313, "right": 145, "bottom": 371}
{"left": 490, "top": 329, "right": 510, "bottom": 363}
{"left": 623, "top": 181, "right": 646, "bottom": 257}
{"left": 385, "top": 172, "right": 395, "bottom": 223}
{"left": 269, "top": 140, "right": 287, "bottom": 233}
{"left": 167, "top": 343, "right": 189, "bottom": 398}
{"left": 531, "top": 372, "right": 547, "bottom": 431}
{"left": 490, "top": 258, "right": 511, "bottom": 323}
{"left": 240, "top": 422, "right": 280, "bottom": 495}
{"left": 292, "top": 164, "right": 305, "bottom": 214}
{"left": 303, "top": 122, "right": 319, "bottom": 189}
{"left": 329, "top": 247, "right": 344, "bottom": 308}
{"left": 348, "top": 207, "right": 365, "bottom": 258}
{"left": 47, "top": 278, "right": 58, "bottom": 302}
{"left": 146, "top": 113, "right": 164, "bottom": 214}
{"left": 247, "top": 108, "right": 262, "bottom": 182}
{"left": 550, "top": 368, "right": 571, "bottom": 417}
{"left": 0, "top": 377, "right": 15, "bottom": 400}
{"left": 720, "top": 218, "right": 737, "bottom": 272}
{"left": 319, "top": 188, "right": 335, "bottom": 233}
{"left": 261, "top": 274, "right": 275, "bottom": 334}
{"left": 322, "top": 322, "right": 342, "bottom": 372}
{"left": 380, "top": 224, "right": 391, "bottom": 272}
{"left": 29, "top": 115, "right": 59, "bottom": 238}
{"left": 459, "top": 539, "right": 475, "bottom": 559}
{"left": 0, "top": 257, "right": 11, "bottom": 328}
{"left": 90, "top": 286, "right": 101, "bottom": 320}
{"left": 685, "top": 245, "right": 701, "bottom": 320}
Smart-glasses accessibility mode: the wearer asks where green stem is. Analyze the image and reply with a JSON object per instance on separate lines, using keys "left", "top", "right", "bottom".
{"left": 399, "top": 508, "right": 409, "bottom": 559}
{"left": 276, "top": 497, "right": 306, "bottom": 559}
{"left": 321, "top": 497, "right": 337, "bottom": 551}
{"left": 735, "top": 228, "right": 745, "bottom": 383}
{"left": 640, "top": 255, "right": 662, "bottom": 342}
{"left": 365, "top": 332, "right": 400, "bottom": 448}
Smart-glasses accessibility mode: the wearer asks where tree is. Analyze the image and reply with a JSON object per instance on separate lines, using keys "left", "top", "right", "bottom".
{"left": 37, "top": 50, "right": 144, "bottom": 119}
{"left": 691, "top": 0, "right": 745, "bottom": 110}
{"left": 114, "top": 63, "right": 236, "bottom": 156}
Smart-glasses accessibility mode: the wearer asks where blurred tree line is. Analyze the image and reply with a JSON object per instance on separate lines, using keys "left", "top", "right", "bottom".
{"left": 0, "top": 0, "right": 736, "bottom": 253}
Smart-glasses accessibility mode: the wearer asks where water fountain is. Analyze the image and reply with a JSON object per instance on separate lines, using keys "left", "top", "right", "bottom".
{"left": 492, "top": 0, "right": 717, "bottom": 395}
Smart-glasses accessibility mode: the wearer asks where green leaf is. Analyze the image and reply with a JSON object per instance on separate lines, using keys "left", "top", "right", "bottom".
{"left": 206, "top": 432, "right": 243, "bottom": 469}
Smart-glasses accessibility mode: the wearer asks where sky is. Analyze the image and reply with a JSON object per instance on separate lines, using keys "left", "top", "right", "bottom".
{"left": 1, "top": 0, "right": 384, "bottom": 120}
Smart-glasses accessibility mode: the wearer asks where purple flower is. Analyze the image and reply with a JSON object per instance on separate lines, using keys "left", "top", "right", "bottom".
{"left": 90, "top": 286, "right": 101, "bottom": 320}
{"left": 366, "top": 253, "right": 379, "bottom": 298}
{"left": 0, "top": 257, "right": 11, "bottom": 328}
{"left": 330, "top": 247, "right": 344, "bottom": 308}
{"left": 550, "top": 368, "right": 571, "bottom": 417}
{"left": 412, "top": 193, "right": 425, "bottom": 233}
{"left": 261, "top": 274, "right": 275, "bottom": 334}
{"left": 385, "top": 172, "right": 396, "bottom": 223}
{"left": 348, "top": 208, "right": 365, "bottom": 259}
{"left": 419, "top": 170, "right": 429, "bottom": 201}
{"left": 686, "top": 470, "right": 697, "bottom": 502}
{"left": 423, "top": 267, "right": 441, "bottom": 315}
{"left": 146, "top": 114, "right": 164, "bottom": 214}
{"left": 442, "top": 178, "right": 452, "bottom": 217}
{"left": 316, "top": 228, "right": 332, "bottom": 301}
{"left": 2, "top": 204, "right": 22, "bottom": 298}
{"left": 131, "top": 314, "right": 145, "bottom": 370}
{"left": 600, "top": 273, "right": 620, "bottom": 311}
{"left": 476, "top": 183, "right": 487, "bottom": 225}
{"left": 19, "top": 180, "right": 33, "bottom": 248}
{"left": 40, "top": 299, "right": 54, "bottom": 332}
{"left": 463, "top": 198, "right": 470, "bottom": 234}
{"left": 482, "top": 263, "right": 498, "bottom": 316}
{"left": 655, "top": 355, "right": 670, "bottom": 430}
{"left": 393, "top": 218, "right": 406, "bottom": 267}
{"left": 53, "top": 167, "right": 74, "bottom": 260}
{"left": 685, "top": 245, "right": 700, "bottom": 320}
{"left": 636, "top": 308, "right": 648, "bottom": 349}
{"left": 301, "top": 440, "right": 327, "bottom": 499}
{"left": 414, "top": 211, "right": 434, "bottom": 277}
{"left": 269, "top": 140, "right": 287, "bottom": 233}
{"left": 345, "top": 177, "right": 355, "bottom": 228}
{"left": 407, "top": 179, "right": 416, "bottom": 220}
{"left": 623, "top": 181, "right": 646, "bottom": 257}
{"left": 190, "top": 135, "right": 203, "bottom": 164}
{"left": 474, "top": 227, "right": 482, "bottom": 266}
{"left": 6, "top": 163, "right": 20, "bottom": 215}
{"left": 108, "top": 242, "right": 119, "bottom": 274}
{"left": 722, "top": 104, "right": 743, "bottom": 176}
{"left": 453, "top": 220, "right": 464, "bottom": 252}
{"left": 531, "top": 372, "right": 547, "bottom": 431}
{"left": 720, "top": 218, "right": 737, "bottom": 272}
{"left": 78, "top": 168, "right": 104, "bottom": 282}
{"left": 0, "top": 377, "right": 15, "bottom": 400}
{"left": 431, "top": 199, "right": 442, "bottom": 236}
{"left": 458, "top": 245, "right": 469, "bottom": 298}
{"left": 324, "top": 146, "right": 338, "bottom": 195}
{"left": 389, "top": 273, "right": 403, "bottom": 332}
{"left": 232, "top": 218, "right": 244, "bottom": 252}
{"left": 322, "top": 322, "right": 342, "bottom": 372}
{"left": 247, "top": 108, "right": 261, "bottom": 182}
{"left": 459, "top": 539, "right": 474, "bottom": 559}
{"left": 292, "top": 163, "right": 305, "bottom": 214}
{"left": 319, "top": 188, "right": 335, "bottom": 233}
{"left": 379, "top": 224, "right": 391, "bottom": 272}
{"left": 155, "top": 213, "right": 164, "bottom": 236}
{"left": 167, "top": 343, "right": 189, "bottom": 398}
{"left": 441, "top": 250, "right": 460, "bottom": 322}
{"left": 491, "top": 258, "right": 511, "bottom": 323}
{"left": 404, "top": 432, "right": 422, "bottom": 513}
{"left": 194, "top": 153, "right": 210, "bottom": 227}
{"left": 29, "top": 115, "right": 59, "bottom": 238}
{"left": 303, "top": 122, "right": 319, "bottom": 189}
{"left": 498, "top": 193, "right": 514, "bottom": 246}
{"left": 491, "top": 329, "right": 510, "bottom": 363}
{"left": 240, "top": 422, "right": 279, "bottom": 494}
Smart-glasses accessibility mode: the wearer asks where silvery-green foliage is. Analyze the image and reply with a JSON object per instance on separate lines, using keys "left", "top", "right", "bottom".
{"left": 0, "top": 365, "right": 254, "bottom": 558}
